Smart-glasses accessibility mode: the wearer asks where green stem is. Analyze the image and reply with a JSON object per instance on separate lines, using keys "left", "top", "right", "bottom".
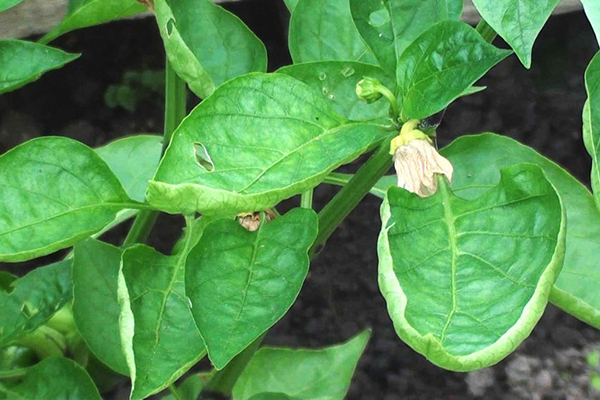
{"left": 0, "top": 367, "right": 28, "bottom": 379}
{"left": 310, "top": 134, "right": 395, "bottom": 257}
{"left": 207, "top": 333, "right": 266, "bottom": 395}
{"left": 300, "top": 190, "right": 314, "bottom": 209}
{"left": 124, "top": 59, "right": 187, "bottom": 246}
{"left": 378, "top": 85, "right": 399, "bottom": 121}
{"left": 476, "top": 19, "right": 497, "bottom": 43}
{"left": 168, "top": 383, "right": 183, "bottom": 400}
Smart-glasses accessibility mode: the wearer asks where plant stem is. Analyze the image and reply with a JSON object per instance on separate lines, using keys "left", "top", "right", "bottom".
{"left": 123, "top": 59, "right": 187, "bottom": 246}
{"left": 476, "top": 19, "right": 497, "bottom": 43}
{"left": 309, "top": 134, "right": 395, "bottom": 257}
{"left": 168, "top": 383, "right": 183, "bottom": 400}
{"left": 300, "top": 190, "right": 314, "bottom": 209}
{"left": 207, "top": 333, "right": 266, "bottom": 395}
{"left": 0, "top": 368, "right": 28, "bottom": 379}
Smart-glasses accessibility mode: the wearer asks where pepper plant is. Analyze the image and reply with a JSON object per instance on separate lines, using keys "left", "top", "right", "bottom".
{"left": 0, "top": 0, "right": 599, "bottom": 398}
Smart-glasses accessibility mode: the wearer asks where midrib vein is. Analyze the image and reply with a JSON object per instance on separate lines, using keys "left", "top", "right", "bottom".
{"left": 440, "top": 182, "right": 457, "bottom": 343}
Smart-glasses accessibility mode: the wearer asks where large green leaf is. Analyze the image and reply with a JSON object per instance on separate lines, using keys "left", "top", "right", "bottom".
{"left": 233, "top": 330, "right": 370, "bottom": 400}
{"left": 283, "top": 0, "right": 298, "bottom": 12}
{"left": 446, "top": 0, "right": 463, "bottom": 20}
{"left": 0, "top": 137, "right": 134, "bottom": 262}
{"left": 119, "top": 243, "right": 206, "bottom": 399}
{"left": 471, "top": 0, "right": 560, "bottom": 68}
{"left": 439, "top": 133, "right": 600, "bottom": 329}
{"left": 582, "top": 0, "right": 600, "bottom": 46}
{"left": 41, "top": 0, "right": 146, "bottom": 44}
{"left": 0, "top": 40, "right": 79, "bottom": 95}
{"left": 96, "top": 135, "right": 162, "bottom": 202}
{"left": 154, "top": 0, "right": 267, "bottom": 99}
{"left": 72, "top": 239, "right": 128, "bottom": 376}
{"left": 0, "top": 260, "right": 71, "bottom": 347}
{"left": 277, "top": 61, "right": 395, "bottom": 121}
{"left": 396, "top": 21, "right": 511, "bottom": 120}
{"left": 584, "top": 52, "right": 600, "bottom": 210}
{"left": 186, "top": 208, "right": 318, "bottom": 369}
{"left": 289, "top": 0, "right": 377, "bottom": 64}
{"left": 0, "top": 357, "right": 101, "bottom": 399}
{"left": 0, "top": 0, "right": 21, "bottom": 13}
{"left": 349, "top": 0, "right": 459, "bottom": 76}
{"left": 379, "top": 163, "right": 565, "bottom": 371}
{"left": 148, "top": 73, "right": 392, "bottom": 216}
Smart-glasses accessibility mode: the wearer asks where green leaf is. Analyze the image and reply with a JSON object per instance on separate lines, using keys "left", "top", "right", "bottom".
{"left": 289, "top": 0, "right": 377, "bottom": 64}
{"left": 379, "top": 163, "right": 565, "bottom": 371}
{"left": 0, "top": 260, "right": 71, "bottom": 347}
{"left": 0, "top": 357, "right": 101, "bottom": 399}
{"left": 441, "top": 133, "right": 600, "bottom": 329}
{"left": 186, "top": 208, "right": 318, "bottom": 369}
{"left": 72, "top": 239, "right": 129, "bottom": 376}
{"left": 584, "top": 52, "right": 600, "bottom": 210}
{"left": 283, "top": 0, "right": 298, "bottom": 12}
{"left": 162, "top": 373, "right": 208, "bottom": 400}
{"left": 96, "top": 135, "right": 163, "bottom": 202}
{"left": 582, "top": 0, "right": 600, "bottom": 46}
{"left": 41, "top": 0, "right": 146, "bottom": 43}
{"left": 277, "top": 61, "right": 396, "bottom": 121}
{"left": 233, "top": 330, "right": 370, "bottom": 400}
{"left": 0, "top": 137, "right": 134, "bottom": 262}
{"left": 154, "top": 0, "right": 267, "bottom": 99}
{"left": 350, "top": 0, "right": 459, "bottom": 76}
{"left": 446, "top": 0, "right": 463, "bottom": 20}
{"left": 396, "top": 21, "right": 511, "bottom": 120}
{"left": 148, "top": 73, "right": 392, "bottom": 216}
{"left": 471, "top": 0, "right": 560, "bottom": 68}
{"left": 119, "top": 243, "right": 206, "bottom": 399}
{"left": 0, "top": 40, "right": 79, "bottom": 95}
{"left": 0, "top": 0, "right": 21, "bottom": 13}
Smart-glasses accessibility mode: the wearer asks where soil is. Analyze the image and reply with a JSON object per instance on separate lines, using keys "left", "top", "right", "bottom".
{"left": 1, "top": 1, "right": 600, "bottom": 399}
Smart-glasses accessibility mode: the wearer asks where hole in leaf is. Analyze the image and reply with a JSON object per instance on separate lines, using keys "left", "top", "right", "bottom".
{"left": 194, "top": 143, "right": 215, "bottom": 172}
{"left": 0, "top": 272, "right": 16, "bottom": 294}
{"left": 166, "top": 18, "right": 176, "bottom": 36}
{"left": 21, "top": 303, "right": 38, "bottom": 319}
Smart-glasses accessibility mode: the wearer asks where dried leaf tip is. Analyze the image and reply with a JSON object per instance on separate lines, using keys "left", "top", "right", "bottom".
{"left": 392, "top": 120, "right": 453, "bottom": 198}
{"left": 237, "top": 209, "right": 277, "bottom": 232}
{"left": 136, "top": 0, "right": 154, "bottom": 11}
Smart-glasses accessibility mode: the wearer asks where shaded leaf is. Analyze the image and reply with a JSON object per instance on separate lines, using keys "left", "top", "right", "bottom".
{"left": 162, "top": 373, "right": 208, "bottom": 400}
{"left": 289, "top": 0, "right": 377, "bottom": 64}
{"left": 471, "top": 0, "right": 560, "bottom": 68}
{"left": 0, "top": 260, "right": 71, "bottom": 347}
{"left": 441, "top": 133, "right": 600, "bottom": 329}
{"left": 41, "top": 0, "right": 145, "bottom": 43}
{"left": 0, "top": 137, "right": 133, "bottom": 262}
{"left": 378, "top": 163, "right": 565, "bottom": 371}
{"left": 119, "top": 243, "right": 206, "bottom": 399}
{"left": 396, "top": 21, "right": 511, "bottom": 120}
{"left": 0, "top": 357, "right": 101, "bottom": 399}
{"left": 72, "top": 239, "right": 128, "bottom": 376}
{"left": 154, "top": 0, "right": 267, "bottom": 99}
{"left": 350, "top": 0, "right": 458, "bottom": 76}
{"left": 96, "top": 135, "right": 162, "bottom": 202}
{"left": 277, "top": 61, "right": 395, "bottom": 120}
{"left": 148, "top": 73, "right": 393, "bottom": 216}
{"left": 233, "top": 330, "right": 370, "bottom": 400}
{"left": 584, "top": 52, "right": 600, "bottom": 210}
{"left": 186, "top": 208, "right": 318, "bottom": 369}
{"left": 0, "top": 40, "right": 79, "bottom": 95}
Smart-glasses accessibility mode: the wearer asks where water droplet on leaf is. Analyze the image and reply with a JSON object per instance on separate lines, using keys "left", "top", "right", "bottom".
{"left": 319, "top": 72, "right": 327, "bottom": 81}
{"left": 342, "top": 67, "right": 355, "bottom": 77}
{"left": 322, "top": 87, "right": 328, "bottom": 95}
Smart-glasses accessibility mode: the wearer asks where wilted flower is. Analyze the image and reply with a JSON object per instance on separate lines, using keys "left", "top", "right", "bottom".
{"left": 391, "top": 120, "right": 453, "bottom": 198}
{"left": 237, "top": 209, "right": 277, "bottom": 231}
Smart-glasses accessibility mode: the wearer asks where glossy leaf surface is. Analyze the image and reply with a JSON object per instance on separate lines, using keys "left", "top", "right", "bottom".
{"left": 72, "top": 239, "right": 128, "bottom": 375}
{"left": 289, "top": 0, "right": 376, "bottom": 64}
{"left": 0, "top": 40, "right": 79, "bottom": 95}
{"left": 440, "top": 133, "right": 600, "bottom": 329}
{"left": 0, "top": 357, "right": 101, "bottom": 399}
{"left": 350, "top": 0, "right": 459, "bottom": 75}
{"left": 0, "top": 0, "right": 21, "bottom": 13}
{"left": 41, "top": 0, "right": 145, "bottom": 43}
{"left": 154, "top": 0, "right": 267, "bottom": 99}
{"left": 0, "top": 260, "right": 71, "bottom": 347}
{"left": 148, "top": 73, "right": 391, "bottom": 215}
{"left": 584, "top": 52, "right": 600, "bottom": 209}
{"left": 233, "top": 330, "right": 370, "bottom": 400}
{"left": 582, "top": 0, "right": 600, "bottom": 45}
{"left": 96, "top": 135, "right": 162, "bottom": 202}
{"left": 396, "top": 21, "right": 511, "bottom": 120}
{"left": 277, "top": 61, "right": 395, "bottom": 121}
{"left": 186, "top": 208, "right": 318, "bottom": 369}
{"left": 119, "top": 244, "right": 206, "bottom": 399}
{"left": 0, "top": 137, "right": 132, "bottom": 262}
{"left": 471, "top": 0, "right": 559, "bottom": 68}
{"left": 379, "top": 164, "right": 565, "bottom": 371}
